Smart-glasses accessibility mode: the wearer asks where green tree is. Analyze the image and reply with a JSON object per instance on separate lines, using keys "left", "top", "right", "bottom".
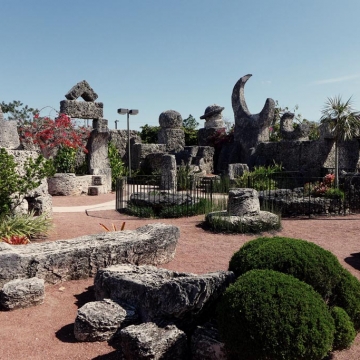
{"left": 182, "top": 114, "right": 199, "bottom": 146}
{"left": 1, "top": 100, "right": 38, "bottom": 122}
{"left": 108, "top": 141, "right": 126, "bottom": 190}
{"left": 320, "top": 96, "right": 360, "bottom": 187}
{"left": 0, "top": 148, "right": 55, "bottom": 215}
{"left": 139, "top": 124, "right": 160, "bottom": 144}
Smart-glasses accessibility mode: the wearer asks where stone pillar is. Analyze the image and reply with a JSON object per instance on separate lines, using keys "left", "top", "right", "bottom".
{"left": 228, "top": 163, "right": 249, "bottom": 180}
{"left": 0, "top": 106, "right": 21, "bottom": 149}
{"left": 198, "top": 104, "right": 226, "bottom": 146}
{"left": 227, "top": 188, "right": 260, "bottom": 216}
{"left": 158, "top": 110, "right": 185, "bottom": 152}
{"left": 87, "top": 119, "right": 111, "bottom": 192}
{"left": 160, "top": 154, "right": 177, "bottom": 192}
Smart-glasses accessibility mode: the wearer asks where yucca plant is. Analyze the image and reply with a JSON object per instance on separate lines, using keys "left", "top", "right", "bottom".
{"left": 99, "top": 222, "right": 126, "bottom": 232}
{"left": 320, "top": 96, "right": 360, "bottom": 188}
{"left": 0, "top": 211, "right": 52, "bottom": 242}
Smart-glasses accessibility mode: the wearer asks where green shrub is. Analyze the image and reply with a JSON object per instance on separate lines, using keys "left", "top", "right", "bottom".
{"left": 0, "top": 148, "right": 55, "bottom": 215}
{"left": 234, "top": 163, "right": 283, "bottom": 191}
{"left": 125, "top": 198, "right": 211, "bottom": 219}
{"left": 229, "top": 237, "right": 343, "bottom": 301}
{"left": 210, "top": 175, "right": 230, "bottom": 194}
{"left": 325, "top": 188, "right": 345, "bottom": 200}
{"left": 0, "top": 211, "right": 52, "bottom": 240}
{"left": 125, "top": 203, "right": 155, "bottom": 218}
{"left": 330, "top": 306, "right": 356, "bottom": 350}
{"left": 108, "top": 141, "right": 125, "bottom": 191}
{"left": 53, "top": 145, "right": 76, "bottom": 173}
{"left": 177, "top": 162, "right": 193, "bottom": 191}
{"left": 217, "top": 269, "right": 334, "bottom": 360}
{"left": 333, "top": 270, "right": 360, "bottom": 331}
{"left": 159, "top": 198, "right": 210, "bottom": 218}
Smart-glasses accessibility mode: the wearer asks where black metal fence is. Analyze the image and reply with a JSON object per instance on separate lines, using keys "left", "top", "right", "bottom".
{"left": 116, "top": 175, "right": 227, "bottom": 218}
{"left": 116, "top": 172, "right": 360, "bottom": 218}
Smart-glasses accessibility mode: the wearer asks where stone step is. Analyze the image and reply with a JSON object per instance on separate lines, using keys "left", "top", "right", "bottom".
{"left": 88, "top": 185, "right": 107, "bottom": 196}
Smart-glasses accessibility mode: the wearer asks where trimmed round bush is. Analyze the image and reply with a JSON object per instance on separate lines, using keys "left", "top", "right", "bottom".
{"left": 229, "top": 236, "right": 343, "bottom": 301}
{"left": 217, "top": 269, "right": 335, "bottom": 360}
{"left": 330, "top": 306, "right": 356, "bottom": 350}
{"left": 333, "top": 270, "right": 360, "bottom": 331}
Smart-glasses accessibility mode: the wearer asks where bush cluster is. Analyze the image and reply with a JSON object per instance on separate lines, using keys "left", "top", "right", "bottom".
{"left": 217, "top": 269, "right": 335, "bottom": 360}
{"left": 218, "top": 236, "right": 360, "bottom": 359}
{"left": 229, "top": 236, "right": 342, "bottom": 300}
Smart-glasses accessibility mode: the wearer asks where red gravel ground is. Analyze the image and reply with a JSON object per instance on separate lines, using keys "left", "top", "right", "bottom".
{"left": 1, "top": 193, "right": 360, "bottom": 359}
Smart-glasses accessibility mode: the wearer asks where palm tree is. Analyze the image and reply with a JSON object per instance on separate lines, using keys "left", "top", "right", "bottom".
{"left": 320, "top": 95, "right": 360, "bottom": 187}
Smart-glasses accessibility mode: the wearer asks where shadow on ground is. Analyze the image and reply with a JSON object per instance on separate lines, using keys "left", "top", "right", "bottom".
{"left": 345, "top": 252, "right": 360, "bottom": 271}
{"left": 55, "top": 323, "right": 76, "bottom": 343}
{"left": 92, "top": 350, "right": 123, "bottom": 360}
{"left": 74, "top": 285, "right": 95, "bottom": 308}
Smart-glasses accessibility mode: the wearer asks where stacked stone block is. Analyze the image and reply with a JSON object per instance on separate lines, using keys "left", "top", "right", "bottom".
{"left": 60, "top": 80, "right": 111, "bottom": 193}
{"left": 160, "top": 154, "right": 177, "bottom": 191}
{"left": 158, "top": 110, "right": 185, "bottom": 152}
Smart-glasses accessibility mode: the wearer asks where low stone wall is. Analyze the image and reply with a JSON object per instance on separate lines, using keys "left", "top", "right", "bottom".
{"left": 258, "top": 189, "right": 348, "bottom": 216}
{"left": 0, "top": 223, "right": 179, "bottom": 288}
{"left": 47, "top": 173, "right": 93, "bottom": 196}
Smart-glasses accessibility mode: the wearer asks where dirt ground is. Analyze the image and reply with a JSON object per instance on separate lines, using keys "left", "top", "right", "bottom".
{"left": 1, "top": 193, "right": 360, "bottom": 359}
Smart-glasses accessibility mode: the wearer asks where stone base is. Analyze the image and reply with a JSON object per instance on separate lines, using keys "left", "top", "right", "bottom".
{"left": 47, "top": 173, "right": 92, "bottom": 196}
{"left": 205, "top": 210, "right": 280, "bottom": 233}
{"left": 119, "top": 322, "right": 188, "bottom": 360}
{"left": 0, "top": 277, "right": 45, "bottom": 310}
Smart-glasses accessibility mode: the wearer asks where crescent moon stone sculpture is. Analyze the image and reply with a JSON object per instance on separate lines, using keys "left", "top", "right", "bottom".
{"left": 232, "top": 74, "right": 275, "bottom": 163}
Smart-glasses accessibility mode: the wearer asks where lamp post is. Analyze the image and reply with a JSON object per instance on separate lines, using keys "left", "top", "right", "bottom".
{"left": 114, "top": 120, "right": 119, "bottom": 130}
{"left": 117, "top": 108, "right": 139, "bottom": 177}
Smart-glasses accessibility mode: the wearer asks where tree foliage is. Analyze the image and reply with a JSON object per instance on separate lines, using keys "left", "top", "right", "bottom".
{"left": 320, "top": 96, "right": 360, "bottom": 187}
{"left": 182, "top": 114, "right": 199, "bottom": 146}
{"left": 18, "top": 113, "right": 90, "bottom": 157}
{"left": 0, "top": 148, "right": 55, "bottom": 215}
{"left": 139, "top": 124, "right": 160, "bottom": 144}
{"left": 1, "top": 100, "right": 38, "bottom": 122}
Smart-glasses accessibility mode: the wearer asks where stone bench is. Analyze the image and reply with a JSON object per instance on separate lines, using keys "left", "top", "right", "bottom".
{"left": 0, "top": 223, "right": 179, "bottom": 288}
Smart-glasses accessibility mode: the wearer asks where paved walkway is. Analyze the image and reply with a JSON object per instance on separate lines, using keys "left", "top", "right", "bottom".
{"left": 52, "top": 199, "right": 116, "bottom": 213}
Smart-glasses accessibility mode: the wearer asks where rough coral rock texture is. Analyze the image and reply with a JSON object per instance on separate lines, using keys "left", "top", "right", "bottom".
{"left": 280, "top": 112, "right": 310, "bottom": 141}
{"left": 47, "top": 173, "right": 90, "bottom": 196}
{"left": 191, "top": 322, "right": 226, "bottom": 360}
{"left": 0, "top": 277, "right": 45, "bottom": 310}
{"left": 227, "top": 188, "right": 260, "bottom": 216}
{"left": 232, "top": 74, "right": 275, "bottom": 164}
{"left": 132, "top": 143, "right": 166, "bottom": 171}
{"left": 65, "top": 80, "right": 98, "bottom": 102}
{"left": 159, "top": 110, "right": 183, "bottom": 129}
{"left": 0, "top": 223, "right": 179, "bottom": 288}
{"left": 160, "top": 154, "right": 177, "bottom": 191}
{"left": 94, "top": 264, "right": 235, "bottom": 331}
{"left": 60, "top": 100, "right": 103, "bottom": 119}
{"left": 228, "top": 163, "right": 249, "bottom": 180}
{"left": 119, "top": 322, "right": 188, "bottom": 360}
{"left": 206, "top": 210, "right": 280, "bottom": 232}
{"left": 200, "top": 104, "right": 225, "bottom": 129}
{"left": 0, "top": 114, "right": 20, "bottom": 149}
{"left": 158, "top": 128, "right": 185, "bottom": 152}
{"left": 74, "top": 299, "right": 138, "bottom": 342}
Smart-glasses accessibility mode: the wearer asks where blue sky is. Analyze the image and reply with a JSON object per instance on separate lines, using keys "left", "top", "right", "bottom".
{"left": 1, "top": 0, "right": 360, "bottom": 131}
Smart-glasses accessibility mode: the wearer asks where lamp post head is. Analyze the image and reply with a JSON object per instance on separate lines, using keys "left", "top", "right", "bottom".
{"left": 117, "top": 108, "right": 129, "bottom": 114}
{"left": 129, "top": 109, "right": 139, "bottom": 115}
